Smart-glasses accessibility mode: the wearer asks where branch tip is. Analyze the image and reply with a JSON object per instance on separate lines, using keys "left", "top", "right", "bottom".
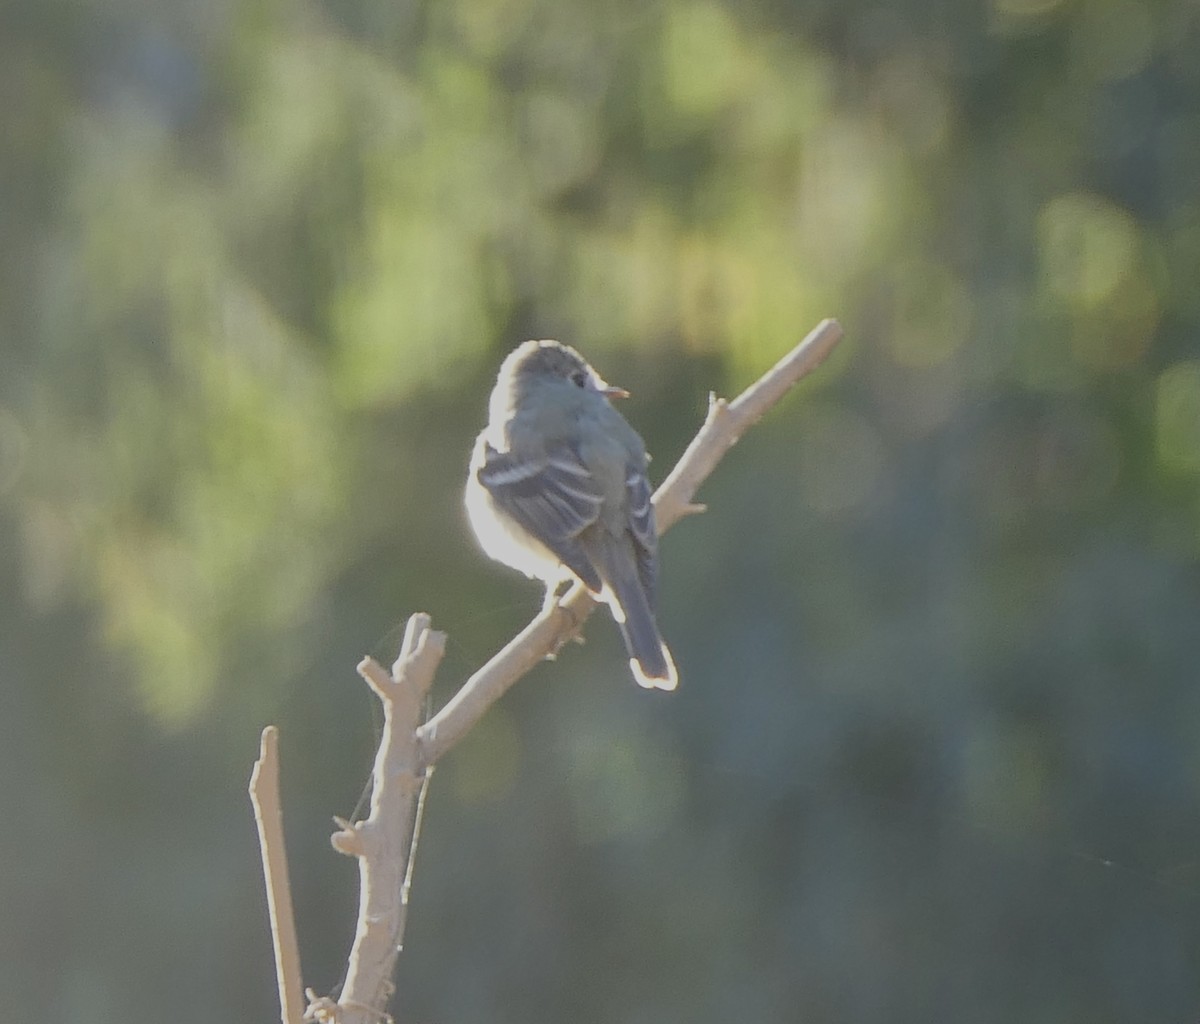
{"left": 407, "top": 627, "right": 448, "bottom": 668}
{"left": 249, "top": 727, "right": 274, "bottom": 794}
{"left": 400, "top": 612, "right": 432, "bottom": 657}
{"left": 331, "top": 827, "right": 364, "bottom": 858}
{"left": 357, "top": 656, "right": 396, "bottom": 698}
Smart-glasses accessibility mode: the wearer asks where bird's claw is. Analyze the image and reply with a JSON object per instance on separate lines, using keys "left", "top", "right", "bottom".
{"left": 542, "top": 579, "right": 587, "bottom": 660}
{"left": 541, "top": 577, "right": 575, "bottom": 613}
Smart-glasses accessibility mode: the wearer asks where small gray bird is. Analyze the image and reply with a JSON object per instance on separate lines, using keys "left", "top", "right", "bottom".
{"left": 466, "top": 340, "right": 678, "bottom": 691}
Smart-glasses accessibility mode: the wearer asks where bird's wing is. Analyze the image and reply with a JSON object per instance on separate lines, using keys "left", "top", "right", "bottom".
{"left": 624, "top": 463, "right": 659, "bottom": 609}
{"left": 476, "top": 440, "right": 605, "bottom": 592}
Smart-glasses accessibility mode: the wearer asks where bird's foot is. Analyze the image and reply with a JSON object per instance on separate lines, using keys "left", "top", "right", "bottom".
{"left": 542, "top": 579, "right": 588, "bottom": 660}
{"left": 541, "top": 578, "right": 573, "bottom": 615}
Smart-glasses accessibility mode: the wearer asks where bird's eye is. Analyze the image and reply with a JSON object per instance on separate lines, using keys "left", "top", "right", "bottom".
{"left": 570, "top": 371, "right": 588, "bottom": 389}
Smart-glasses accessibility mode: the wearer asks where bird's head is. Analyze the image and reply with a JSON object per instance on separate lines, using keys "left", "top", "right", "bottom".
{"left": 502, "top": 340, "right": 629, "bottom": 402}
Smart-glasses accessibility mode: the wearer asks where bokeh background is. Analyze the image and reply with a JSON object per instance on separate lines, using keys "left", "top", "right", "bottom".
{"left": 4, "top": 0, "right": 1200, "bottom": 1020}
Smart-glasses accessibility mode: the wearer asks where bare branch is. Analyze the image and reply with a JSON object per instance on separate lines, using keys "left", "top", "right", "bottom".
{"left": 249, "top": 726, "right": 305, "bottom": 1024}
{"left": 252, "top": 320, "right": 843, "bottom": 1024}
{"left": 328, "top": 613, "right": 445, "bottom": 1024}
{"left": 654, "top": 317, "right": 844, "bottom": 530}
{"left": 416, "top": 317, "right": 843, "bottom": 766}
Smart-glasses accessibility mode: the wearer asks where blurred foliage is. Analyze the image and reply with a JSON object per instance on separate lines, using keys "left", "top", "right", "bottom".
{"left": 4, "top": 0, "right": 1200, "bottom": 1020}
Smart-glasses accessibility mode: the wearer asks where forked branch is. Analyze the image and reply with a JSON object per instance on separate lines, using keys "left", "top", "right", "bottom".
{"left": 250, "top": 318, "right": 844, "bottom": 1024}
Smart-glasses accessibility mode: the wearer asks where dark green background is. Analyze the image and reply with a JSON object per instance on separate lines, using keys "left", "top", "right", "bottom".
{"left": 4, "top": 0, "right": 1200, "bottom": 1020}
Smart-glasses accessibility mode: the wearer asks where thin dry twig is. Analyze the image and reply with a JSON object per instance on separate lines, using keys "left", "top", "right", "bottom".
{"left": 249, "top": 726, "right": 305, "bottom": 1024}
{"left": 654, "top": 316, "right": 844, "bottom": 530}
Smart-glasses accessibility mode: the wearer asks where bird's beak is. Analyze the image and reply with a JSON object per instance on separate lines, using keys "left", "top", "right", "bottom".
{"left": 602, "top": 384, "right": 631, "bottom": 400}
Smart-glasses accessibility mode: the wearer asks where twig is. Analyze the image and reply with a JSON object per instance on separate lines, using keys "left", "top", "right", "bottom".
{"left": 654, "top": 317, "right": 844, "bottom": 530}
{"left": 399, "top": 768, "right": 434, "bottom": 941}
{"left": 415, "top": 317, "right": 843, "bottom": 766}
{"left": 249, "top": 726, "right": 305, "bottom": 1024}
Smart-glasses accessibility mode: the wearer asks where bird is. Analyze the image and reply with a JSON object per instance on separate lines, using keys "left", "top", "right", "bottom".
{"left": 465, "top": 339, "right": 678, "bottom": 691}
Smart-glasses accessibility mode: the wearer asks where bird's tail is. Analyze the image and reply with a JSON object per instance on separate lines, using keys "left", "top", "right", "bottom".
{"left": 600, "top": 551, "right": 678, "bottom": 692}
